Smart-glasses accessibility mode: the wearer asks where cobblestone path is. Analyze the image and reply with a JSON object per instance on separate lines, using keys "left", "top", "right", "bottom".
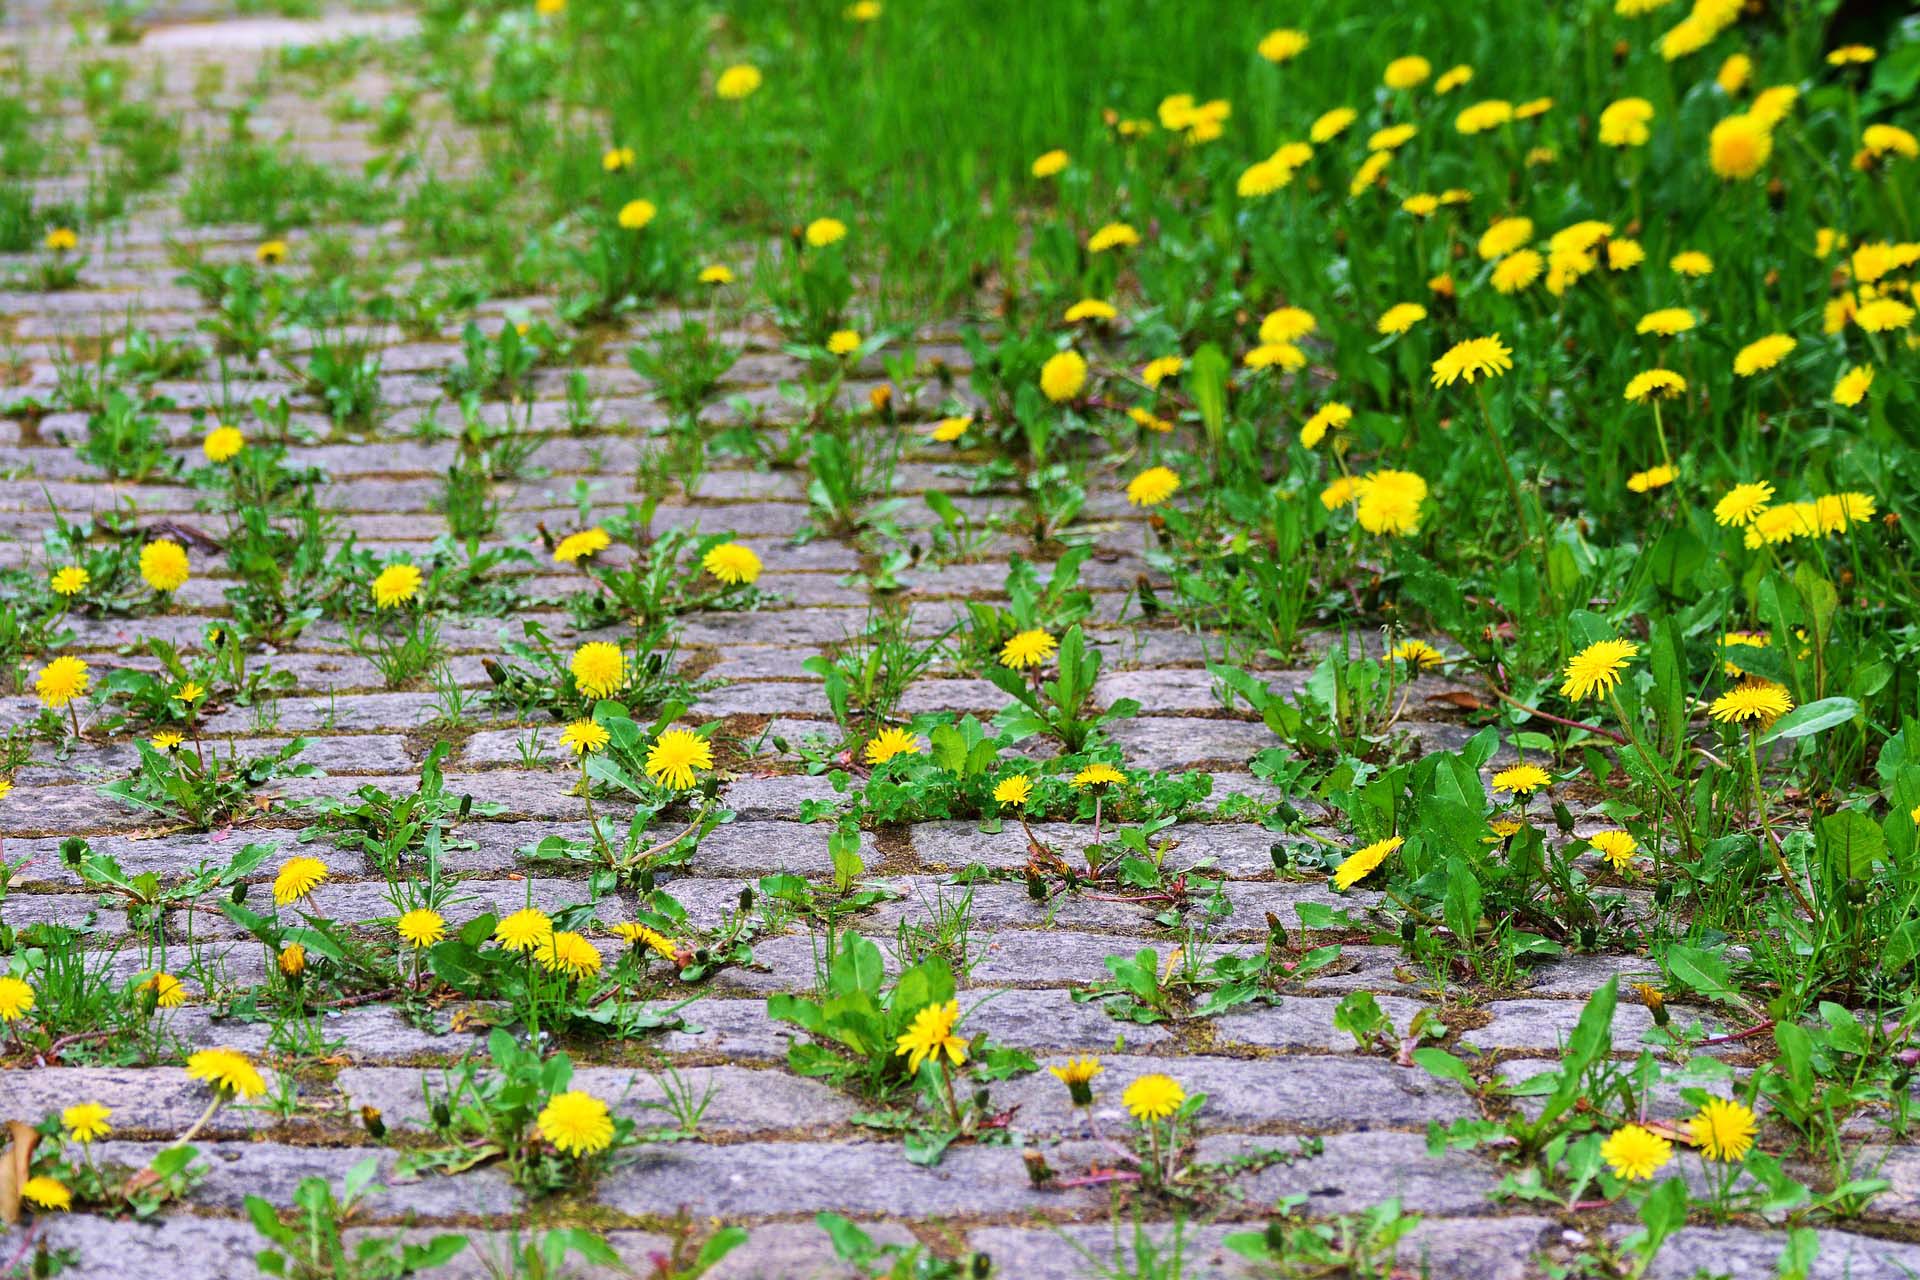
{"left": 2, "top": 7, "right": 1919, "bottom": 1279}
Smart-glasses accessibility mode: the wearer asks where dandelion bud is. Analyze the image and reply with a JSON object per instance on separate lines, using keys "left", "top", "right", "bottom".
{"left": 61, "top": 838, "right": 88, "bottom": 867}
{"left": 738, "top": 887, "right": 754, "bottom": 913}
{"left": 231, "top": 882, "right": 248, "bottom": 904}
{"left": 431, "top": 1099, "right": 451, "bottom": 1129}
{"left": 459, "top": 794, "right": 474, "bottom": 817}
{"left": 360, "top": 1106, "right": 386, "bottom": 1139}
{"left": 1022, "top": 1151, "right": 1054, "bottom": 1186}
{"left": 1024, "top": 869, "right": 1047, "bottom": 900}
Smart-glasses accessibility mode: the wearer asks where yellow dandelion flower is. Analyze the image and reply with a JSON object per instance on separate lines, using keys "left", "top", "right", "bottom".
{"left": 1492, "top": 764, "right": 1552, "bottom": 794}
{"left": 645, "top": 728, "right": 713, "bottom": 790}
{"left": 1560, "top": 639, "right": 1639, "bottom": 702}
{"left": 1333, "top": 835, "right": 1401, "bottom": 890}
{"left": 186, "top": 1048, "right": 267, "bottom": 1099}
{"left": 273, "top": 855, "right": 328, "bottom": 906}
{"left": 371, "top": 563, "right": 421, "bottom": 609}
{"left": 571, "top": 642, "right": 627, "bottom": 700}
{"left": 1123, "top": 1073, "right": 1186, "bottom": 1120}
{"left": 140, "top": 539, "right": 190, "bottom": 593}
{"left": 1430, "top": 335, "right": 1513, "bottom": 387}
{"left": 1603, "top": 1124, "right": 1672, "bottom": 1181}
{"left": 863, "top": 726, "right": 920, "bottom": 765}
{"left": 701, "top": 542, "right": 762, "bottom": 585}
{"left": 1000, "top": 630, "right": 1057, "bottom": 670}
{"left": 397, "top": 909, "right": 446, "bottom": 948}
{"left": 1040, "top": 350, "right": 1088, "bottom": 402}
{"left": 538, "top": 1091, "right": 614, "bottom": 1156}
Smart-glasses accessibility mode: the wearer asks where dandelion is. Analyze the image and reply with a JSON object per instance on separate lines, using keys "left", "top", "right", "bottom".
{"left": 715, "top": 64, "right": 762, "bottom": 100}
{"left": 1050, "top": 1056, "right": 1103, "bottom": 1106}
{"left": 0, "top": 976, "right": 34, "bottom": 1021}
{"left": 1390, "top": 639, "right": 1444, "bottom": 670}
{"left": 1333, "top": 835, "right": 1401, "bottom": 891}
{"left": 1354, "top": 469, "right": 1426, "bottom": 536}
{"left": 1670, "top": 250, "right": 1713, "bottom": 276}
{"left": 1436, "top": 64, "right": 1473, "bottom": 93}
{"left": 993, "top": 775, "right": 1032, "bottom": 808}
{"left": 1628, "top": 465, "right": 1678, "bottom": 493}
{"left": 1455, "top": 100, "right": 1513, "bottom": 134}
{"left": 1000, "top": 629, "right": 1057, "bottom": 669}
{"left": 1717, "top": 52, "right": 1752, "bottom": 92}
{"left": 1560, "top": 639, "right": 1639, "bottom": 702}
{"left": 701, "top": 542, "right": 762, "bottom": 585}
{"left": 537, "top": 930, "right": 603, "bottom": 979}
{"left": 1123, "top": 1073, "right": 1186, "bottom": 1120}
{"left": 1141, "top": 356, "right": 1183, "bottom": 387}
{"left": 1710, "top": 681, "right": 1793, "bottom": 724}
{"left": 538, "top": 1091, "right": 615, "bottom": 1156}
{"left": 613, "top": 922, "right": 680, "bottom": 961}
{"left": 646, "top": 728, "right": 713, "bottom": 789}
{"left": 1257, "top": 28, "right": 1307, "bottom": 62}
{"left": 1126, "top": 466, "right": 1181, "bottom": 507}
{"left": 1689, "top": 1098, "right": 1757, "bottom": 1162}
{"left": 1259, "top": 307, "right": 1316, "bottom": 343}
{"left": 1492, "top": 250, "right": 1543, "bottom": 293}
{"left": 1367, "top": 124, "right": 1418, "bottom": 152}
{"left": 1590, "top": 830, "right": 1638, "bottom": 872}
{"left": 571, "top": 642, "right": 626, "bottom": 699}
{"left": 560, "top": 719, "right": 610, "bottom": 755}
{"left": 1031, "top": 149, "right": 1068, "bottom": 178}
{"left": 371, "top": 563, "right": 421, "bottom": 608}
{"left": 864, "top": 726, "right": 920, "bottom": 765}
{"left": 1071, "top": 763, "right": 1126, "bottom": 788}
{"left": 396, "top": 909, "right": 447, "bottom": 948}
{"left": 827, "top": 329, "right": 861, "bottom": 356}
{"left": 1245, "top": 342, "right": 1306, "bottom": 370}
{"left": 601, "top": 146, "right": 634, "bottom": 172}
{"left": 1625, "top": 369, "right": 1687, "bottom": 402}
{"left": 1713, "top": 481, "right": 1774, "bottom": 527}
{"left": 1854, "top": 299, "right": 1915, "bottom": 333}
{"left": 63, "top": 1102, "right": 112, "bottom": 1143}
{"left": 1040, "top": 350, "right": 1087, "bottom": 402}
{"left": 1598, "top": 97, "right": 1655, "bottom": 147}
{"left": 1602, "top": 1124, "right": 1673, "bottom": 1181}
{"left": 151, "top": 730, "right": 184, "bottom": 752}
{"left": 1402, "top": 193, "right": 1440, "bottom": 217}
{"left": 1309, "top": 107, "right": 1356, "bottom": 142}
{"left": 1064, "top": 298, "right": 1116, "bottom": 323}
{"left": 1637, "top": 307, "right": 1696, "bottom": 336}
{"left": 617, "top": 199, "right": 656, "bottom": 230}
{"left": 35, "top": 655, "right": 89, "bottom": 710}
{"left": 896, "top": 1000, "right": 968, "bottom": 1073}
{"left": 1429, "top": 335, "right": 1513, "bottom": 387}
{"left": 278, "top": 944, "right": 306, "bottom": 978}
{"left": 1299, "top": 401, "right": 1352, "bottom": 448}
{"left": 141, "top": 972, "right": 187, "bottom": 1008}
{"left": 1863, "top": 124, "right": 1918, "bottom": 161}
{"left": 1833, "top": 364, "right": 1874, "bottom": 407}
{"left": 1087, "top": 222, "right": 1140, "bottom": 253}
{"left": 1382, "top": 56, "right": 1431, "bottom": 89}
{"left": 1492, "top": 764, "right": 1552, "bottom": 795}
{"left": 203, "top": 425, "right": 244, "bottom": 462}
{"left": 931, "top": 416, "right": 971, "bottom": 442}
{"left": 22, "top": 1177, "right": 70, "bottom": 1211}
{"left": 804, "top": 217, "right": 847, "bottom": 247}
{"left": 44, "top": 228, "right": 78, "bottom": 252}
{"left": 186, "top": 1048, "right": 267, "bottom": 1099}
{"left": 1709, "top": 114, "right": 1772, "bottom": 179}
{"left": 255, "top": 239, "right": 287, "bottom": 264}
{"left": 1476, "top": 217, "right": 1533, "bottom": 261}
{"left": 1377, "top": 302, "right": 1426, "bottom": 335}
{"left": 50, "top": 565, "right": 89, "bottom": 596}
{"left": 699, "top": 264, "right": 735, "bottom": 284}
{"left": 140, "top": 539, "right": 190, "bottom": 593}
{"left": 1733, "top": 334, "right": 1796, "bottom": 376}
{"left": 273, "top": 855, "right": 328, "bottom": 906}
{"left": 553, "top": 528, "right": 611, "bottom": 564}
{"left": 495, "top": 908, "right": 553, "bottom": 952}
{"left": 1607, "top": 239, "right": 1646, "bottom": 271}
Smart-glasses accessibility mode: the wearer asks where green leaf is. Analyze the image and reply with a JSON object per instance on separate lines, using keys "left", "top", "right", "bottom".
{"left": 1663, "top": 943, "right": 1742, "bottom": 1007}
{"left": 1818, "top": 809, "right": 1885, "bottom": 880}
{"left": 1189, "top": 342, "right": 1230, "bottom": 460}
{"left": 1759, "top": 697, "right": 1859, "bottom": 745}
{"left": 1412, "top": 1048, "right": 1476, "bottom": 1090}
